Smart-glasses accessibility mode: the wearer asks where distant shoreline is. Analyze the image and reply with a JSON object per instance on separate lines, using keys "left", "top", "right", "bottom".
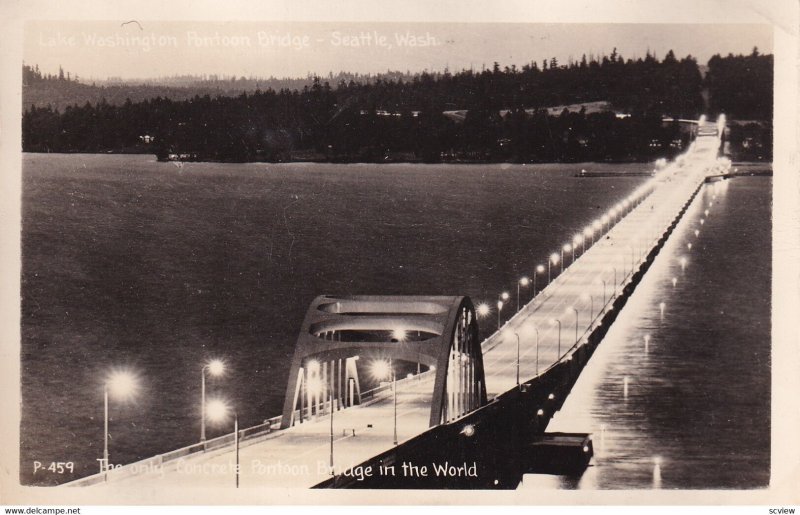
{"left": 22, "top": 152, "right": 773, "bottom": 177}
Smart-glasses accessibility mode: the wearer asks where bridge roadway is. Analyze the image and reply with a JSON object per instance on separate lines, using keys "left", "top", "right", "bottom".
{"left": 80, "top": 123, "right": 723, "bottom": 490}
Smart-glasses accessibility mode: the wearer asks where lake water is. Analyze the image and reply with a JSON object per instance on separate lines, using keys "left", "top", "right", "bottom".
{"left": 524, "top": 175, "right": 771, "bottom": 489}
{"left": 20, "top": 154, "right": 769, "bottom": 488}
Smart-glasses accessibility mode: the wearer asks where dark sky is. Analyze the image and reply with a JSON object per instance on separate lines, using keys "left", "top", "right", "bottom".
{"left": 25, "top": 21, "right": 772, "bottom": 81}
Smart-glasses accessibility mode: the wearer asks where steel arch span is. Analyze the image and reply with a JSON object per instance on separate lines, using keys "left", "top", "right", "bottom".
{"left": 280, "top": 295, "right": 487, "bottom": 429}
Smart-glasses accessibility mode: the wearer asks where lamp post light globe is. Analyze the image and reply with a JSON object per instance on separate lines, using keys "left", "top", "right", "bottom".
{"left": 106, "top": 370, "right": 139, "bottom": 401}
{"left": 562, "top": 244, "right": 571, "bottom": 272}
{"left": 496, "top": 300, "right": 504, "bottom": 330}
{"left": 205, "top": 397, "right": 231, "bottom": 424}
{"left": 201, "top": 359, "right": 226, "bottom": 443}
{"left": 476, "top": 302, "right": 491, "bottom": 319}
{"left": 549, "top": 253, "right": 559, "bottom": 283}
{"left": 370, "top": 359, "right": 392, "bottom": 383}
{"left": 391, "top": 328, "right": 407, "bottom": 342}
{"left": 370, "top": 359, "right": 398, "bottom": 445}
{"left": 207, "top": 359, "right": 225, "bottom": 377}
{"left": 534, "top": 264, "right": 545, "bottom": 297}
{"left": 517, "top": 277, "right": 529, "bottom": 312}
{"left": 102, "top": 369, "right": 139, "bottom": 478}
{"left": 572, "top": 236, "right": 582, "bottom": 259}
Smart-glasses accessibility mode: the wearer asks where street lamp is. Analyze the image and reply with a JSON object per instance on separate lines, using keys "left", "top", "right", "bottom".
{"left": 551, "top": 318, "right": 562, "bottom": 358}
{"left": 549, "top": 253, "right": 559, "bottom": 284}
{"left": 569, "top": 306, "right": 579, "bottom": 345}
{"left": 329, "top": 380, "right": 335, "bottom": 475}
{"left": 201, "top": 359, "right": 225, "bottom": 442}
{"left": 600, "top": 278, "right": 607, "bottom": 306}
{"left": 592, "top": 219, "right": 602, "bottom": 238}
{"left": 476, "top": 303, "right": 491, "bottom": 320}
{"left": 103, "top": 370, "right": 139, "bottom": 479}
{"left": 513, "top": 331, "right": 521, "bottom": 388}
{"left": 534, "top": 265, "right": 545, "bottom": 297}
{"left": 561, "top": 244, "right": 571, "bottom": 272}
{"left": 517, "top": 277, "right": 529, "bottom": 312}
{"left": 572, "top": 235, "right": 581, "bottom": 259}
{"left": 370, "top": 359, "right": 397, "bottom": 445}
{"left": 496, "top": 300, "right": 504, "bottom": 330}
{"left": 583, "top": 226, "right": 593, "bottom": 248}
{"left": 628, "top": 245, "right": 635, "bottom": 273}
{"left": 205, "top": 398, "right": 238, "bottom": 488}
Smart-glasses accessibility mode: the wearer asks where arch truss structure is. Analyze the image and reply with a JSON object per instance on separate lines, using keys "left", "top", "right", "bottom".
{"left": 280, "top": 295, "right": 487, "bottom": 429}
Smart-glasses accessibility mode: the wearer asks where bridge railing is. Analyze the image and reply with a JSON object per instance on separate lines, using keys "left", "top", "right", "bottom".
{"left": 63, "top": 414, "right": 283, "bottom": 487}
{"left": 359, "top": 368, "right": 436, "bottom": 404}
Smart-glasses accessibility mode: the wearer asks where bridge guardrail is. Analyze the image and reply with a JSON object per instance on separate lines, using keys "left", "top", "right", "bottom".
{"left": 63, "top": 414, "right": 283, "bottom": 487}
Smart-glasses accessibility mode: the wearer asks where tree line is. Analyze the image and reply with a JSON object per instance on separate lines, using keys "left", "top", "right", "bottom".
{"left": 22, "top": 49, "right": 772, "bottom": 163}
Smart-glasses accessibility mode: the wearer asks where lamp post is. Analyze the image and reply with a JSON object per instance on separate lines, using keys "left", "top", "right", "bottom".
{"left": 630, "top": 246, "right": 635, "bottom": 272}
{"left": 534, "top": 326, "right": 540, "bottom": 375}
{"left": 234, "top": 412, "right": 240, "bottom": 488}
{"left": 517, "top": 277, "right": 529, "bottom": 312}
{"left": 205, "top": 398, "right": 239, "bottom": 487}
{"left": 393, "top": 360, "right": 397, "bottom": 446}
{"left": 601, "top": 278, "right": 607, "bottom": 306}
{"left": 561, "top": 245, "right": 570, "bottom": 272}
{"left": 612, "top": 266, "right": 617, "bottom": 292}
{"left": 201, "top": 359, "right": 225, "bottom": 443}
{"left": 370, "top": 359, "right": 397, "bottom": 445}
{"left": 496, "top": 300, "right": 504, "bottom": 330}
{"left": 103, "top": 386, "right": 108, "bottom": 477}
{"left": 570, "top": 306, "right": 579, "bottom": 345}
{"left": 549, "top": 253, "right": 559, "bottom": 284}
{"left": 552, "top": 318, "right": 562, "bottom": 359}
{"left": 534, "top": 265, "right": 545, "bottom": 297}
{"left": 102, "top": 370, "right": 139, "bottom": 480}
{"left": 513, "top": 332, "right": 521, "bottom": 388}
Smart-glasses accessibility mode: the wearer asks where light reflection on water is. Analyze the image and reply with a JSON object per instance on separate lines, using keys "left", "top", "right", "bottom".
{"left": 522, "top": 177, "right": 771, "bottom": 489}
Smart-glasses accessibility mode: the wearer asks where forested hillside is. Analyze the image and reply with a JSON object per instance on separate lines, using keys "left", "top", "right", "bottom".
{"left": 22, "top": 48, "right": 772, "bottom": 163}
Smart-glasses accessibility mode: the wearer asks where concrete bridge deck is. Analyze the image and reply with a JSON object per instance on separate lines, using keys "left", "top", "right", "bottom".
{"left": 71, "top": 119, "right": 725, "bottom": 490}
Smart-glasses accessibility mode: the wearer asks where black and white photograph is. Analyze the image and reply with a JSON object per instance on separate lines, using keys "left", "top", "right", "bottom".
{"left": 1, "top": 0, "right": 798, "bottom": 509}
